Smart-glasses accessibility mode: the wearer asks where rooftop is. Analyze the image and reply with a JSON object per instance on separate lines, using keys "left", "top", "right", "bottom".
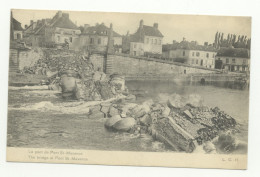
{"left": 81, "top": 23, "right": 121, "bottom": 37}
{"left": 129, "top": 20, "right": 163, "bottom": 42}
{"left": 12, "top": 17, "right": 23, "bottom": 31}
{"left": 216, "top": 47, "right": 250, "bottom": 58}
{"left": 162, "top": 41, "right": 217, "bottom": 52}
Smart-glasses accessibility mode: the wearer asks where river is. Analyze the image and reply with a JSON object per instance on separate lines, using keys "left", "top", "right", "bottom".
{"left": 7, "top": 81, "right": 249, "bottom": 153}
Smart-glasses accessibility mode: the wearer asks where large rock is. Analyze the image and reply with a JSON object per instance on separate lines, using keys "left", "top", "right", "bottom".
{"left": 167, "top": 94, "right": 186, "bottom": 108}
{"left": 112, "top": 118, "right": 136, "bottom": 132}
{"left": 108, "top": 106, "right": 119, "bottom": 117}
{"left": 162, "top": 106, "right": 171, "bottom": 117}
{"left": 139, "top": 114, "right": 152, "bottom": 126}
{"left": 104, "top": 115, "right": 122, "bottom": 129}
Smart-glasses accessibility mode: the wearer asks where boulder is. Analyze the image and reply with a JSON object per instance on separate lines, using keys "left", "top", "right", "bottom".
{"left": 139, "top": 114, "right": 152, "bottom": 126}
{"left": 104, "top": 115, "right": 122, "bottom": 129}
{"left": 167, "top": 94, "right": 185, "bottom": 108}
{"left": 184, "top": 110, "right": 193, "bottom": 119}
{"left": 162, "top": 106, "right": 171, "bottom": 117}
{"left": 108, "top": 106, "right": 119, "bottom": 117}
{"left": 113, "top": 118, "right": 136, "bottom": 132}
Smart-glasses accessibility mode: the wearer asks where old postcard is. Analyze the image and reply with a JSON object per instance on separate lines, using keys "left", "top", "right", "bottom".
{"left": 7, "top": 9, "right": 250, "bottom": 169}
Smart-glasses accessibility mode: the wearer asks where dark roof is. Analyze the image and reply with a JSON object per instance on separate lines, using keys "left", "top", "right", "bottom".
{"left": 81, "top": 23, "right": 121, "bottom": 37}
{"left": 142, "top": 25, "right": 163, "bottom": 37}
{"left": 12, "top": 18, "right": 23, "bottom": 31}
{"left": 34, "top": 12, "right": 78, "bottom": 35}
{"left": 129, "top": 24, "right": 163, "bottom": 42}
{"left": 51, "top": 14, "right": 78, "bottom": 29}
{"left": 162, "top": 41, "right": 217, "bottom": 52}
{"left": 216, "top": 47, "right": 250, "bottom": 58}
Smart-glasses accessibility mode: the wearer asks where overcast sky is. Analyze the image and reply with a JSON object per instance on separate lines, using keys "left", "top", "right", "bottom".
{"left": 12, "top": 9, "right": 251, "bottom": 45}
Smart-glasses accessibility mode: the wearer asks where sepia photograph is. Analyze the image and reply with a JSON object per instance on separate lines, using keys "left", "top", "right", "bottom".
{"left": 6, "top": 8, "right": 251, "bottom": 169}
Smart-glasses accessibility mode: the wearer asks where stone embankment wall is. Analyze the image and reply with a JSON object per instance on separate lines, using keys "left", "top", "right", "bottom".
{"left": 88, "top": 53, "right": 218, "bottom": 76}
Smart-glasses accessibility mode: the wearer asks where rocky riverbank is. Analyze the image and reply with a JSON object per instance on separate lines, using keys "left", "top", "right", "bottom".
{"left": 76, "top": 92, "right": 238, "bottom": 153}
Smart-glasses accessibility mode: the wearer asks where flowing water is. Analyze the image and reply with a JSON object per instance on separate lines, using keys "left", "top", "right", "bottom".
{"left": 7, "top": 81, "right": 249, "bottom": 153}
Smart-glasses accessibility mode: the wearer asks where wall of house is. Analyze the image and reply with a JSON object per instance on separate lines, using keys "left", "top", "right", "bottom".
{"left": 130, "top": 42, "right": 144, "bottom": 56}
{"left": 54, "top": 27, "right": 81, "bottom": 44}
{"left": 143, "top": 36, "right": 162, "bottom": 54}
{"left": 114, "top": 37, "right": 122, "bottom": 46}
{"left": 163, "top": 49, "right": 216, "bottom": 69}
{"left": 13, "top": 31, "right": 23, "bottom": 40}
{"left": 216, "top": 56, "right": 250, "bottom": 71}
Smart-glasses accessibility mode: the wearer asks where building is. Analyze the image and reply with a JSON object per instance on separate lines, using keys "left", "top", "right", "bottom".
{"left": 29, "top": 11, "right": 81, "bottom": 49}
{"left": 79, "top": 23, "right": 122, "bottom": 53}
{"left": 10, "top": 14, "right": 23, "bottom": 41}
{"left": 125, "top": 20, "right": 163, "bottom": 57}
{"left": 215, "top": 47, "right": 250, "bottom": 72}
{"left": 162, "top": 40, "right": 217, "bottom": 68}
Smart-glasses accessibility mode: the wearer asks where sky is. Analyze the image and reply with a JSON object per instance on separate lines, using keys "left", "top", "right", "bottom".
{"left": 12, "top": 9, "right": 251, "bottom": 45}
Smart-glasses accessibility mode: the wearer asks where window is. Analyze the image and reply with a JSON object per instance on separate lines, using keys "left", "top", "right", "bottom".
{"left": 196, "top": 52, "right": 200, "bottom": 57}
{"left": 146, "top": 38, "right": 149, "bottom": 44}
{"left": 98, "top": 38, "right": 101, "bottom": 45}
{"left": 57, "top": 35, "right": 60, "bottom": 42}
{"left": 90, "top": 38, "right": 94, "bottom": 44}
{"left": 196, "top": 59, "right": 198, "bottom": 64}
{"left": 69, "top": 37, "right": 72, "bottom": 43}
{"left": 206, "top": 53, "right": 209, "bottom": 58}
{"left": 232, "top": 58, "right": 236, "bottom": 63}
{"left": 226, "top": 58, "right": 229, "bottom": 63}
{"left": 192, "top": 52, "right": 195, "bottom": 56}
{"left": 183, "top": 51, "right": 185, "bottom": 56}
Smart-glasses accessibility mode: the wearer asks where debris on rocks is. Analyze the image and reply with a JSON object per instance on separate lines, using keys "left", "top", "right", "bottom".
{"left": 100, "top": 93, "right": 238, "bottom": 153}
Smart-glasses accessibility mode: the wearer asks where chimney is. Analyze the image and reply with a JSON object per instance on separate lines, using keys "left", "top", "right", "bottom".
{"left": 153, "top": 23, "right": 158, "bottom": 29}
{"left": 126, "top": 30, "right": 129, "bottom": 36}
{"left": 204, "top": 42, "right": 208, "bottom": 46}
{"left": 139, "top": 19, "right": 144, "bottom": 29}
{"left": 182, "top": 37, "right": 186, "bottom": 41}
{"left": 30, "top": 20, "right": 33, "bottom": 25}
{"left": 57, "top": 11, "right": 62, "bottom": 18}
{"left": 25, "top": 24, "right": 28, "bottom": 29}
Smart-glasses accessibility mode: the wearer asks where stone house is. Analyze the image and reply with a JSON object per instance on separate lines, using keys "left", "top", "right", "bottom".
{"left": 162, "top": 40, "right": 217, "bottom": 69}
{"left": 10, "top": 15, "right": 23, "bottom": 40}
{"left": 215, "top": 47, "right": 250, "bottom": 72}
{"left": 30, "top": 11, "right": 81, "bottom": 49}
{"left": 125, "top": 20, "right": 164, "bottom": 57}
{"left": 79, "top": 23, "right": 122, "bottom": 53}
